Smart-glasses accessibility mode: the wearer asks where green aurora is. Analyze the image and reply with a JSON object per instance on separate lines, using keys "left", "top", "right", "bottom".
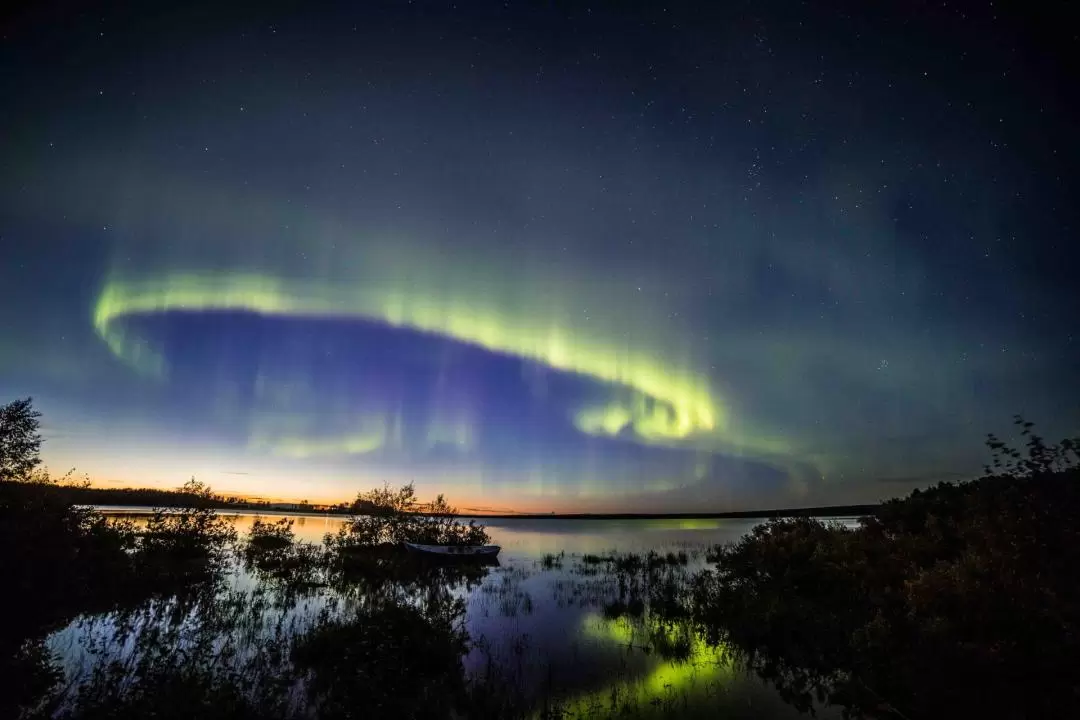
{"left": 93, "top": 271, "right": 721, "bottom": 444}
{"left": 2, "top": 0, "right": 1075, "bottom": 509}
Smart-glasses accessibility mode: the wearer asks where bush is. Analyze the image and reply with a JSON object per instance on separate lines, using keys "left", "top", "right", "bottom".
{"left": 46, "top": 592, "right": 477, "bottom": 720}
{"left": 330, "top": 483, "right": 490, "bottom": 549}
{"left": 138, "top": 478, "right": 238, "bottom": 580}
{"left": 291, "top": 601, "right": 471, "bottom": 719}
{"left": 0, "top": 470, "right": 140, "bottom": 718}
{"left": 0, "top": 472, "right": 139, "bottom": 629}
{"left": 246, "top": 517, "right": 296, "bottom": 552}
{"left": 691, "top": 419, "right": 1080, "bottom": 719}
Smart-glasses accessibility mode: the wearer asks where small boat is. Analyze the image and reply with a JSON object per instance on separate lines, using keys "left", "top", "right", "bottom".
{"left": 404, "top": 542, "right": 501, "bottom": 558}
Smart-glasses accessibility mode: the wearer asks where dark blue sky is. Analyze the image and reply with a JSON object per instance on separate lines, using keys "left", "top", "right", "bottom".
{"left": 1, "top": 0, "right": 1076, "bottom": 510}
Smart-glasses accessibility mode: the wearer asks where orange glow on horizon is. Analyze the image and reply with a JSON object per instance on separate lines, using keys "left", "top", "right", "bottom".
{"left": 79, "top": 477, "right": 669, "bottom": 515}
{"left": 82, "top": 477, "right": 545, "bottom": 514}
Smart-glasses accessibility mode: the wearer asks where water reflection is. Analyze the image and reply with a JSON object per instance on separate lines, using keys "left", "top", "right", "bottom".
{"left": 89, "top": 509, "right": 807, "bottom": 556}
{"left": 38, "top": 511, "right": 847, "bottom": 719}
{"left": 567, "top": 614, "right": 735, "bottom": 716}
{"left": 461, "top": 550, "right": 838, "bottom": 719}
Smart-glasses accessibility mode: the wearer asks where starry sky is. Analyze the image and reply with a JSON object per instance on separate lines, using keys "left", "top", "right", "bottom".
{"left": 1, "top": 1, "right": 1077, "bottom": 512}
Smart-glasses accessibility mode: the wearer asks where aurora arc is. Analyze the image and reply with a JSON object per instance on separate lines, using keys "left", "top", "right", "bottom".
{"left": 92, "top": 272, "right": 723, "bottom": 445}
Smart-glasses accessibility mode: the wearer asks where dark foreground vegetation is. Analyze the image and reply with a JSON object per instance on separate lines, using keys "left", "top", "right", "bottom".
{"left": 2, "top": 469, "right": 505, "bottom": 719}
{"left": 1, "top": 470, "right": 239, "bottom": 716}
{"left": 4, "top": 397, "right": 1078, "bottom": 719}
{"left": 2, "top": 398, "right": 502, "bottom": 719}
{"left": 691, "top": 417, "right": 1080, "bottom": 719}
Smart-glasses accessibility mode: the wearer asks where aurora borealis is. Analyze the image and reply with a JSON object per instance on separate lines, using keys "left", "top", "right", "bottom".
{"left": 1, "top": 1, "right": 1077, "bottom": 511}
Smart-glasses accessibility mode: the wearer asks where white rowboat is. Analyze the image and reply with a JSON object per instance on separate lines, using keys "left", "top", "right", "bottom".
{"left": 404, "top": 542, "right": 501, "bottom": 557}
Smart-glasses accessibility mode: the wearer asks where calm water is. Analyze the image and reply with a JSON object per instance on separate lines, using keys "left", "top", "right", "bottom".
{"left": 49, "top": 510, "right": 859, "bottom": 718}
{"left": 92, "top": 507, "right": 818, "bottom": 554}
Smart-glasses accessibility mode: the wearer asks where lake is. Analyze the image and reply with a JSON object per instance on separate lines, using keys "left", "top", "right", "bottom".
{"left": 46, "top": 510, "right": 862, "bottom": 718}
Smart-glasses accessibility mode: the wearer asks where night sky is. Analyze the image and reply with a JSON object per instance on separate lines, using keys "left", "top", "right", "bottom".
{"left": 2, "top": 1, "right": 1077, "bottom": 511}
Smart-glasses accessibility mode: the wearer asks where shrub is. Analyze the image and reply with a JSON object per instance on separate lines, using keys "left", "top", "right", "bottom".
{"left": 138, "top": 478, "right": 238, "bottom": 580}
{"left": 333, "top": 483, "right": 490, "bottom": 549}
{"left": 291, "top": 601, "right": 471, "bottom": 718}
{"left": 246, "top": 517, "right": 295, "bottom": 552}
{"left": 690, "top": 420, "right": 1080, "bottom": 719}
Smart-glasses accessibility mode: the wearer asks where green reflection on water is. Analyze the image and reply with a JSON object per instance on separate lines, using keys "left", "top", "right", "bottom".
{"left": 556, "top": 613, "right": 734, "bottom": 718}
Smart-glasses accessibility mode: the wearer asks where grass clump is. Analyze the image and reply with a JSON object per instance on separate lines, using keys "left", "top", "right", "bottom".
{"left": 540, "top": 552, "right": 564, "bottom": 569}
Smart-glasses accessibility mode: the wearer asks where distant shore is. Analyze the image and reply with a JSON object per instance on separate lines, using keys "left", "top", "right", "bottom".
{"left": 47, "top": 484, "right": 880, "bottom": 520}
{"left": 459, "top": 505, "right": 880, "bottom": 520}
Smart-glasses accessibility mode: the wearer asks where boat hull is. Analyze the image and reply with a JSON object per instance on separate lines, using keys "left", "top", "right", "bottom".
{"left": 404, "top": 542, "right": 501, "bottom": 557}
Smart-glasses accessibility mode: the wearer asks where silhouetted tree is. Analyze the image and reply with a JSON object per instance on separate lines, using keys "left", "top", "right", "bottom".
{"left": 330, "top": 483, "right": 489, "bottom": 548}
{"left": 0, "top": 397, "right": 42, "bottom": 481}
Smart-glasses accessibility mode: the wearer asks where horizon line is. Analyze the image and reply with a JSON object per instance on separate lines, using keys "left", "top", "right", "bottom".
{"left": 74, "top": 481, "right": 881, "bottom": 518}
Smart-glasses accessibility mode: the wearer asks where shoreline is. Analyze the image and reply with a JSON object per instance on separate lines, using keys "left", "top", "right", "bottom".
{"left": 19, "top": 483, "right": 879, "bottom": 520}
{"left": 458, "top": 505, "right": 878, "bottom": 520}
{"left": 93, "top": 502, "right": 880, "bottom": 520}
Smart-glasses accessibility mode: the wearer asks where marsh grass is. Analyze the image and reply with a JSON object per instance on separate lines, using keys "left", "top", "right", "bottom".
{"left": 1, "top": 473, "right": 247, "bottom": 717}
{"left": 20, "top": 515, "right": 808, "bottom": 720}
{"left": 6, "top": 403, "right": 744, "bottom": 720}
{"left": 38, "top": 585, "right": 481, "bottom": 719}
{"left": 540, "top": 552, "right": 564, "bottom": 570}
{"left": 690, "top": 422, "right": 1080, "bottom": 719}
{"left": 30, "top": 519, "right": 503, "bottom": 719}
{"left": 11, "top": 410, "right": 1077, "bottom": 719}
{"left": 463, "top": 549, "right": 735, "bottom": 719}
